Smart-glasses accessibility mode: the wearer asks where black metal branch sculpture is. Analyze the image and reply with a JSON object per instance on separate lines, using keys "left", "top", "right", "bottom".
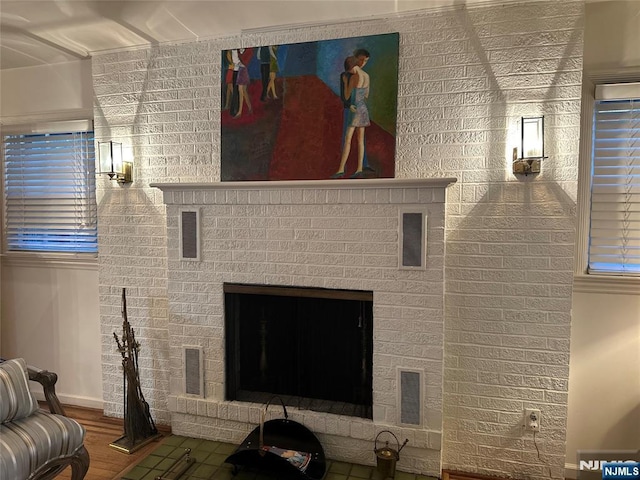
{"left": 110, "top": 288, "right": 160, "bottom": 453}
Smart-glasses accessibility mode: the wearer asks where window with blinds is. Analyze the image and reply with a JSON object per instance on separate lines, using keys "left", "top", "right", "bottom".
{"left": 3, "top": 122, "right": 97, "bottom": 254}
{"left": 588, "top": 82, "right": 640, "bottom": 275}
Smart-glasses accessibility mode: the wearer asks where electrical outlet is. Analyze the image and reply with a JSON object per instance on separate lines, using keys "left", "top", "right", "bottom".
{"left": 524, "top": 408, "right": 541, "bottom": 432}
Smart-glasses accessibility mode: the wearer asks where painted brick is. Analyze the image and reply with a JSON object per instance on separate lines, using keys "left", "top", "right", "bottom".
{"left": 94, "top": 1, "right": 582, "bottom": 478}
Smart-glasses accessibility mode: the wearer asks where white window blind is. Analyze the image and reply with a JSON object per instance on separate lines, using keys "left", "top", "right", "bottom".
{"left": 588, "top": 82, "right": 640, "bottom": 275}
{"left": 3, "top": 124, "right": 97, "bottom": 253}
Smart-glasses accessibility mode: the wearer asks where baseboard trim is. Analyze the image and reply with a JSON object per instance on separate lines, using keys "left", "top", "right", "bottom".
{"left": 33, "top": 391, "right": 104, "bottom": 410}
{"left": 442, "top": 469, "right": 508, "bottom": 480}
{"left": 443, "top": 466, "right": 580, "bottom": 480}
{"left": 565, "top": 463, "right": 579, "bottom": 479}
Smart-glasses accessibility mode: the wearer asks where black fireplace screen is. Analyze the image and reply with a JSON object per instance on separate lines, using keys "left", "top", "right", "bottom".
{"left": 224, "top": 283, "right": 373, "bottom": 419}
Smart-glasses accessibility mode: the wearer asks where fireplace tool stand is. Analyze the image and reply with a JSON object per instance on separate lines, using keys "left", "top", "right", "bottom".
{"left": 225, "top": 396, "right": 326, "bottom": 480}
{"left": 110, "top": 288, "right": 162, "bottom": 454}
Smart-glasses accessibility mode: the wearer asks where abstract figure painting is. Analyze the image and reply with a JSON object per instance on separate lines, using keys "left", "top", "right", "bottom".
{"left": 221, "top": 33, "right": 399, "bottom": 181}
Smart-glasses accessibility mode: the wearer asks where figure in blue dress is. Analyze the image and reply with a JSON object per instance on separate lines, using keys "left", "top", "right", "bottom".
{"left": 332, "top": 49, "right": 372, "bottom": 179}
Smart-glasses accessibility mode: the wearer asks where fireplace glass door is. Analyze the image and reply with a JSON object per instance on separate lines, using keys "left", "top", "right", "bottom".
{"left": 224, "top": 283, "right": 373, "bottom": 419}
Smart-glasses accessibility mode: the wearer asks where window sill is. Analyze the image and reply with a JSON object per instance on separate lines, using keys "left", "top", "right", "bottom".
{"left": 1, "top": 252, "right": 98, "bottom": 270}
{"left": 573, "top": 274, "right": 640, "bottom": 295}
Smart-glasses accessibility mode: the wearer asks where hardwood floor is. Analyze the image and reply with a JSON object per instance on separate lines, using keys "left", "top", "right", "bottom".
{"left": 55, "top": 404, "right": 169, "bottom": 480}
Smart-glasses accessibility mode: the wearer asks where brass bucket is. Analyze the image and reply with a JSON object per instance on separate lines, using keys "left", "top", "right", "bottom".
{"left": 374, "top": 430, "right": 408, "bottom": 479}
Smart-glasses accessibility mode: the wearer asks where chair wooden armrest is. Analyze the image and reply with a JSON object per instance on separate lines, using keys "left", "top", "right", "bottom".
{"left": 27, "top": 365, "right": 66, "bottom": 416}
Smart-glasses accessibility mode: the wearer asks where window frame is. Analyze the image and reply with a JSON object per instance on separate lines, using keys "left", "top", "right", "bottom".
{"left": 574, "top": 69, "right": 640, "bottom": 294}
{"left": 1, "top": 119, "right": 98, "bottom": 266}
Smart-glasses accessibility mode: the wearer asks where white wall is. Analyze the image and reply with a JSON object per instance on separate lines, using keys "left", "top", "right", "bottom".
{"left": 564, "top": 0, "right": 640, "bottom": 469}
{"left": 0, "top": 61, "right": 93, "bottom": 121}
{"left": 0, "top": 60, "right": 103, "bottom": 408}
{"left": 1, "top": 262, "right": 102, "bottom": 407}
{"left": 582, "top": 0, "right": 640, "bottom": 71}
{"left": 567, "top": 292, "right": 640, "bottom": 452}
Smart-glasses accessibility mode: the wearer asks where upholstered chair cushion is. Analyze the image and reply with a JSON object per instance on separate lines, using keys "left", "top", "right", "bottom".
{"left": 0, "top": 410, "right": 86, "bottom": 480}
{"left": 0, "top": 358, "right": 39, "bottom": 423}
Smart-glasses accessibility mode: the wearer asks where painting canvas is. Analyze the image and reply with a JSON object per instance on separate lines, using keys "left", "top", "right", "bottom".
{"left": 221, "top": 33, "right": 399, "bottom": 181}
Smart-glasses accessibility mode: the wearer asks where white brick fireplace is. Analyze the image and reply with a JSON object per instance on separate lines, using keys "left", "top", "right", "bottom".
{"left": 152, "top": 178, "right": 455, "bottom": 475}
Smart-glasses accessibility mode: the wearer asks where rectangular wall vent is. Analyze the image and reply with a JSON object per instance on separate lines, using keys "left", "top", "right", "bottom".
{"left": 399, "top": 209, "right": 427, "bottom": 269}
{"left": 180, "top": 209, "right": 200, "bottom": 261}
{"left": 398, "top": 368, "right": 422, "bottom": 426}
{"left": 183, "top": 346, "right": 204, "bottom": 397}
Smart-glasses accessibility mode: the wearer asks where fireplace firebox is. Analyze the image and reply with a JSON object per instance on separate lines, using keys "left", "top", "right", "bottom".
{"left": 224, "top": 283, "right": 373, "bottom": 419}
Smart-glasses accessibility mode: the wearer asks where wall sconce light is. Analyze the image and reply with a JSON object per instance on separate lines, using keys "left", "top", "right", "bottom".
{"left": 513, "top": 116, "right": 546, "bottom": 175}
{"left": 98, "top": 141, "right": 133, "bottom": 184}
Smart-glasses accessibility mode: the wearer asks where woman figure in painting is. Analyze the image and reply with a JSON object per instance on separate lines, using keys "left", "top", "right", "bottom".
{"left": 233, "top": 47, "right": 254, "bottom": 118}
{"left": 223, "top": 50, "right": 235, "bottom": 111}
{"left": 337, "top": 55, "right": 358, "bottom": 166}
{"left": 267, "top": 45, "right": 279, "bottom": 99}
{"left": 332, "top": 49, "right": 370, "bottom": 179}
{"left": 258, "top": 46, "right": 271, "bottom": 101}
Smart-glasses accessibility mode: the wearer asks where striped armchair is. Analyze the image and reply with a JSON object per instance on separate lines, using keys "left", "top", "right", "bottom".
{"left": 0, "top": 358, "right": 90, "bottom": 480}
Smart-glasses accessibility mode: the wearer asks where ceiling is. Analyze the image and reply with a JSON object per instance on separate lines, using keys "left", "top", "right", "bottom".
{"left": 0, "top": 0, "right": 493, "bottom": 71}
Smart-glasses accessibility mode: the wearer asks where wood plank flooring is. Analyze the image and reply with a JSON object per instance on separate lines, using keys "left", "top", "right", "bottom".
{"left": 55, "top": 404, "right": 169, "bottom": 480}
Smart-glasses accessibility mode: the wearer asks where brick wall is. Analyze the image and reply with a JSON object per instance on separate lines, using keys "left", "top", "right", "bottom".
{"left": 93, "top": 1, "right": 583, "bottom": 477}
{"left": 156, "top": 179, "right": 450, "bottom": 474}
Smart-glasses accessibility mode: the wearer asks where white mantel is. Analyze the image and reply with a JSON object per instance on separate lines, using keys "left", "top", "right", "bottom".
{"left": 150, "top": 178, "right": 457, "bottom": 191}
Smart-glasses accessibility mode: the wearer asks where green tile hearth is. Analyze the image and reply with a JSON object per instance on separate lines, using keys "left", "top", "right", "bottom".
{"left": 121, "top": 435, "right": 438, "bottom": 480}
